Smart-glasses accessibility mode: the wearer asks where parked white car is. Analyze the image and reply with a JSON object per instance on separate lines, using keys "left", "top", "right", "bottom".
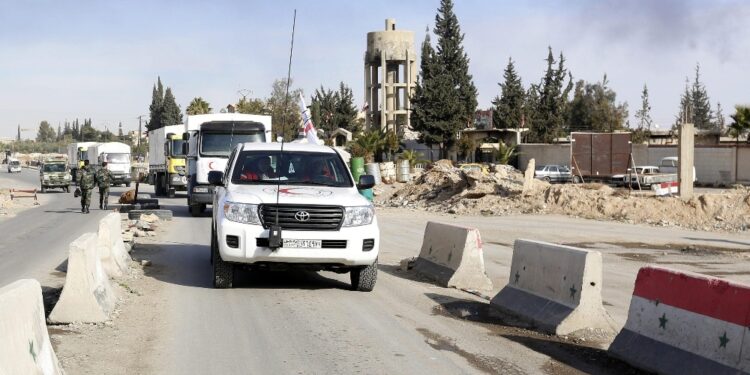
{"left": 209, "top": 142, "right": 379, "bottom": 291}
{"left": 534, "top": 164, "right": 573, "bottom": 183}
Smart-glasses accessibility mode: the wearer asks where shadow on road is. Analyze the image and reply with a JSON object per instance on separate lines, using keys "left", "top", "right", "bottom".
{"left": 158, "top": 203, "right": 212, "bottom": 218}
{"left": 423, "top": 293, "right": 646, "bottom": 375}
{"left": 133, "top": 241, "right": 351, "bottom": 291}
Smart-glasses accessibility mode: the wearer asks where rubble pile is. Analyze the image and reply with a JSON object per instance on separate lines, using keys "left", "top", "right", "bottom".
{"left": 381, "top": 160, "right": 750, "bottom": 232}
{"left": 123, "top": 213, "right": 160, "bottom": 239}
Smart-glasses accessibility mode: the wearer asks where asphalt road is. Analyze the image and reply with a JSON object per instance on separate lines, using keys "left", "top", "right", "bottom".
{"left": 0, "top": 168, "right": 130, "bottom": 288}
{"left": 132, "top": 193, "right": 750, "bottom": 375}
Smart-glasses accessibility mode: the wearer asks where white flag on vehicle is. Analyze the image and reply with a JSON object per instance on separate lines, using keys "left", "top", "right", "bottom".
{"left": 299, "top": 93, "right": 320, "bottom": 144}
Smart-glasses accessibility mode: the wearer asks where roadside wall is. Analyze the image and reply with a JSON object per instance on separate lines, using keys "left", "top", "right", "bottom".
{"left": 518, "top": 144, "right": 570, "bottom": 170}
{"left": 519, "top": 143, "right": 750, "bottom": 184}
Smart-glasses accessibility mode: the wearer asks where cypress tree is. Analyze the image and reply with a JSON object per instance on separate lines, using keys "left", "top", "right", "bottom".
{"left": 492, "top": 58, "right": 525, "bottom": 129}
{"left": 147, "top": 77, "right": 164, "bottom": 131}
{"left": 674, "top": 78, "right": 693, "bottom": 128}
{"left": 691, "top": 63, "right": 713, "bottom": 130}
{"left": 716, "top": 102, "right": 725, "bottom": 132}
{"left": 635, "top": 84, "right": 653, "bottom": 131}
{"left": 160, "top": 87, "right": 183, "bottom": 127}
{"left": 530, "top": 48, "right": 571, "bottom": 143}
{"left": 410, "top": 32, "right": 442, "bottom": 149}
{"left": 433, "top": 0, "right": 477, "bottom": 127}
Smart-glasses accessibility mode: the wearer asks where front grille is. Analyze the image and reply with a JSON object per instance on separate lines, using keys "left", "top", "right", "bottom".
{"left": 259, "top": 205, "right": 344, "bottom": 231}
{"left": 363, "top": 239, "right": 375, "bottom": 252}
{"left": 255, "top": 238, "right": 347, "bottom": 249}
{"left": 226, "top": 235, "right": 239, "bottom": 248}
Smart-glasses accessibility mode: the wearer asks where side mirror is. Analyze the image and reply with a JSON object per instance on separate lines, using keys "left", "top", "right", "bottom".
{"left": 182, "top": 132, "right": 189, "bottom": 141}
{"left": 208, "top": 171, "right": 224, "bottom": 186}
{"left": 357, "top": 174, "right": 375, "bottom": 190}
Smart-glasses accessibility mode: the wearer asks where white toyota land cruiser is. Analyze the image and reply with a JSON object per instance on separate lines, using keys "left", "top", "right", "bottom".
{"left": 208, "top": 142, "right": 379, "bottom": 291}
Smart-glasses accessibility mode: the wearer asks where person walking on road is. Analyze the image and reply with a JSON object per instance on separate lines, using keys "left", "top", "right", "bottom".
{"left": 76, "top": 160, "right": 96, "bottom": 214}
{"left": 95, "top": 161, "right": 113, "bottom": 210}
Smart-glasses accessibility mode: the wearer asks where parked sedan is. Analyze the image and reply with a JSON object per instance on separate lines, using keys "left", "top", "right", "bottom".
{"left": 534, "top": 164, "right": 572, "bottom": 183}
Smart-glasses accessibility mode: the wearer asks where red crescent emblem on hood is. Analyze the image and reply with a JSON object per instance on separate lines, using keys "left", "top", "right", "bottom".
{"left": 208, "top": 162, "right": 215, "bottom": 170}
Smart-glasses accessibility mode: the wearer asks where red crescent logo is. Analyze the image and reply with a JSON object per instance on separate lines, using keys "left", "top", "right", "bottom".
{"left": 208, "top": 162, "right": 215, "bottom": 170}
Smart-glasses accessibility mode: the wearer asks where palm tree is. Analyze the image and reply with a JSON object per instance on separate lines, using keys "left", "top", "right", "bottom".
{"left": 352, "top": 130, "right": 383, "bottom": 163}
{"left": 186, "top": 97, "right": 212, "bottom": 115}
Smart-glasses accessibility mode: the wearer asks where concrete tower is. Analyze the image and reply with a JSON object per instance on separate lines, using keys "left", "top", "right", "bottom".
{"left": 364, "top": 19, "right": 416, "bottom": 134}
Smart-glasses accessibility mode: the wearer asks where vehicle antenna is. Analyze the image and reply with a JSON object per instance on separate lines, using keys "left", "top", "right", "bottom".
{"left": 269, "top": 9, "right": 297, "bottom": 250}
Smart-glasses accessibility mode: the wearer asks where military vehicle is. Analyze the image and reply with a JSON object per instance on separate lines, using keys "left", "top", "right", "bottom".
{"left": 40, "top": 158, "right": 71, "bottom": 193}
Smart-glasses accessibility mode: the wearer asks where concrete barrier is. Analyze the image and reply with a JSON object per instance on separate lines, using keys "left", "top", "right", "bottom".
{"left": 49, "top": 232, "right": 117, "bottom": 323}
{"left": 490, "top": 240, "right": 615, "bottom": 335}
{"left": 609, "top": 266, "right": 750, "bottom": 374}
{"left": 97, "top": 213, "right": 130, "bottom": 277}
{"left": 412, "top": 222, "right": 492, "bottom": 291}
{"left": 0, "top": 279, "right": 63, "bottom": 375}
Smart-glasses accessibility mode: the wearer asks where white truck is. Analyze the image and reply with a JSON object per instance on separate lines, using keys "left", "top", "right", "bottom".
{"left": 659, "top": 156, "right": 697, "bottom": 183}
{"left": 86, "top": 142, "right": 133, "bottom": 186}
{"left": 184, "top": 113, "right": 272, "bottom": 216}
{"left": 148, "top": 125, "right": 187, "bottom": 197}
{"left": 208, "top": 142, "right": 379, "bottom": 290}
{"left": 7, "top": 157, "right": 21, "bottom": 173}
{"left": 67, "top": 142, "right": 98, "bottom": 180}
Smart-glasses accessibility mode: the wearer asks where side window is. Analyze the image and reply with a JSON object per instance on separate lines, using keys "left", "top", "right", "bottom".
{"left": 550, "top": 166, "right": 558, "bottom": 173}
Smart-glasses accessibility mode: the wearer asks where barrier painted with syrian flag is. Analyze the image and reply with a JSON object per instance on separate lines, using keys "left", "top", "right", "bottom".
{"left": 609, "top": 266, "right": 750, "bottom": 374}
{"left": 651, "top": 181, "right": 679, "bottom": 196}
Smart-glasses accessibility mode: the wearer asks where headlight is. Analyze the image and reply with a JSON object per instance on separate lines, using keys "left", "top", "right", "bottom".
{"left": 342, "top": 206, "right": 375, "bottom": 227}
{"left": 43, "top": 176, "right": 50, "bottom": 180}
{"left": 223, "top": 202, "right": 261, "bottom": 224}
{"left": 64, "top": 175, "right": 71, "bottom": 180}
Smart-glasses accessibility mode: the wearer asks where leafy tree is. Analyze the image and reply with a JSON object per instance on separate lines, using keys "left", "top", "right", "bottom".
{"left": 495, "top": 142, "right": 518, "bottom": 165}
{"left": 36, "top": 121, "right": 56, "bottom": 142}
{"left": 333, "top": 82, "right": 358, "bottom": 132}
{"left": 236, "top": 97, "right": 267, "bottom": 115}
{"left": 310, "top": 82, "right": 359, "bottom": 139}
{"left": 160, "top": 88, "right": 183, "bottom": 126}
{"left": 379, "top": 129, "right": 400, "bottom": 161}
{"left": 267, "top": 78, "right": 303, "bottom": 141}
{"left": 566, "top": 75, "right": 628, "bottom": 133}
{"left": 80, "top": 118, "right": 98, "bottom": 142}
{"left": 457, "top": 135, "right": 476, "bottom": 161}
{"left": 691, "top": 63, "right": 714, "bottom": 130}
{"left": 635, "top": 84, "right": 652, "bottom": 131}
{"left": 492, "top": 58, "right": 525, "bottom": 129}
{"left": 522, "top": 84, "right": 539, "bottom": 138}
{"left": 147, "top": 77, "right": 164, "bottom": 131}
{"left": 434, "top": 0, "right": 478, "bottom": 127}
{"left": 56, "top": 124, "right": 62, "bottom": 141}
{"left": 187, "top": 97, "right": 212, "bottom": 115}
{"left": 729, "top": 105, "right": 750, "bottom": 143}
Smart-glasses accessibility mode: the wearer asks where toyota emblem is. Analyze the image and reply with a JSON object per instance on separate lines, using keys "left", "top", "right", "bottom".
{"left": 294, "top": 211, "right": 310, "bottom": 222}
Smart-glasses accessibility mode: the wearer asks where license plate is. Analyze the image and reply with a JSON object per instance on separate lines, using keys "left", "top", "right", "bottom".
{"left": 282, "top": 239, "right": 322, "bottom": 249}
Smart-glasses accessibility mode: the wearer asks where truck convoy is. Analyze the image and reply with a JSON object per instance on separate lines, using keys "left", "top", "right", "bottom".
{"left": 85, "top": 142, "right": 133, "bottom": 187}
{"left": 39, "top": 157, "right": 71, "bottom": 193}
{"left": 67, "top": 142, "right": 97, "bottom": 181}
{"left": 184, "top": 113, "right": 272, "bottom": 216}
{"left": 148, "top": 124, "right": 187, "bottom": 197}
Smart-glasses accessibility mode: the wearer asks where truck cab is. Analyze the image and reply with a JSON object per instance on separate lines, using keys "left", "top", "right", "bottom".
{"left": 184, "top": 113, "right": 272, "bottom": 216}
{"left": 88, "top": 142, "right": 132, "bottom": 187}
{"left": 208, "top": 142, "right": 379, "bottom": 291}
{"left": 148, "top": 125, "right": 188, "bottom": 197}
{"left": 40, "top": 158, "right": 71, "bottom": 193}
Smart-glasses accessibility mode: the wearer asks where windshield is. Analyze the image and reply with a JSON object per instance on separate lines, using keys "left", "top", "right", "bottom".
{"left": 105, "top": 153, "right": 130, "bottom": 164}
{"left": 43, "top": 164, "right": 66, "bottom": 172}
{"left": 9, "top": 161, "right": 19, "bottom": 166}
{"left": 201, "top": 132, "right": 265, "bottom": 157}
{"left": 231, "top": 151, "right": 352, "bottom": 188}
{"left": 171, "top": 139, "right": 186, "bottom": 157}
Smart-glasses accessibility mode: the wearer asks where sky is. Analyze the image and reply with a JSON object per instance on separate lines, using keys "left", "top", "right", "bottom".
{"left": 1, "top": 0, "right": 749, "bottom": 139}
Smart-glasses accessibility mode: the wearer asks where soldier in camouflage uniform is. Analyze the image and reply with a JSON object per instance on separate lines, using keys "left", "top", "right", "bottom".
{"left": 95, "top": 161, "right": 113, "bottom": 210}
{"left": 76, "top": 160, "right": 96, "bottom": 214}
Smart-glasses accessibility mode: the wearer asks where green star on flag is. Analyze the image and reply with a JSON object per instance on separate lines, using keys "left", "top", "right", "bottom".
{"left": 719, "top": 332, "right": 729, "bottom": 348}
{"left": 658, "top": 313, "right": 668, "bottom": 329}
{"left": 514, "top": 271, "right": 520, "bottom": 284}
{"left": 28, "top": 340, "right": 36, "bottom": 362}
{"left": 569, "top": 285, "right": 577, "bottom": 298}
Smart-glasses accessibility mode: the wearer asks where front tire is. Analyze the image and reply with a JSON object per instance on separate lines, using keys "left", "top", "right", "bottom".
{"left": 212, "top": 228, "right": 233, "bottom": 288}
{"left": 572, "top": 175, "right": 582, "bottom": 184}
{"left": 350, "top": 260, "right": 378, "bottom": 292}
